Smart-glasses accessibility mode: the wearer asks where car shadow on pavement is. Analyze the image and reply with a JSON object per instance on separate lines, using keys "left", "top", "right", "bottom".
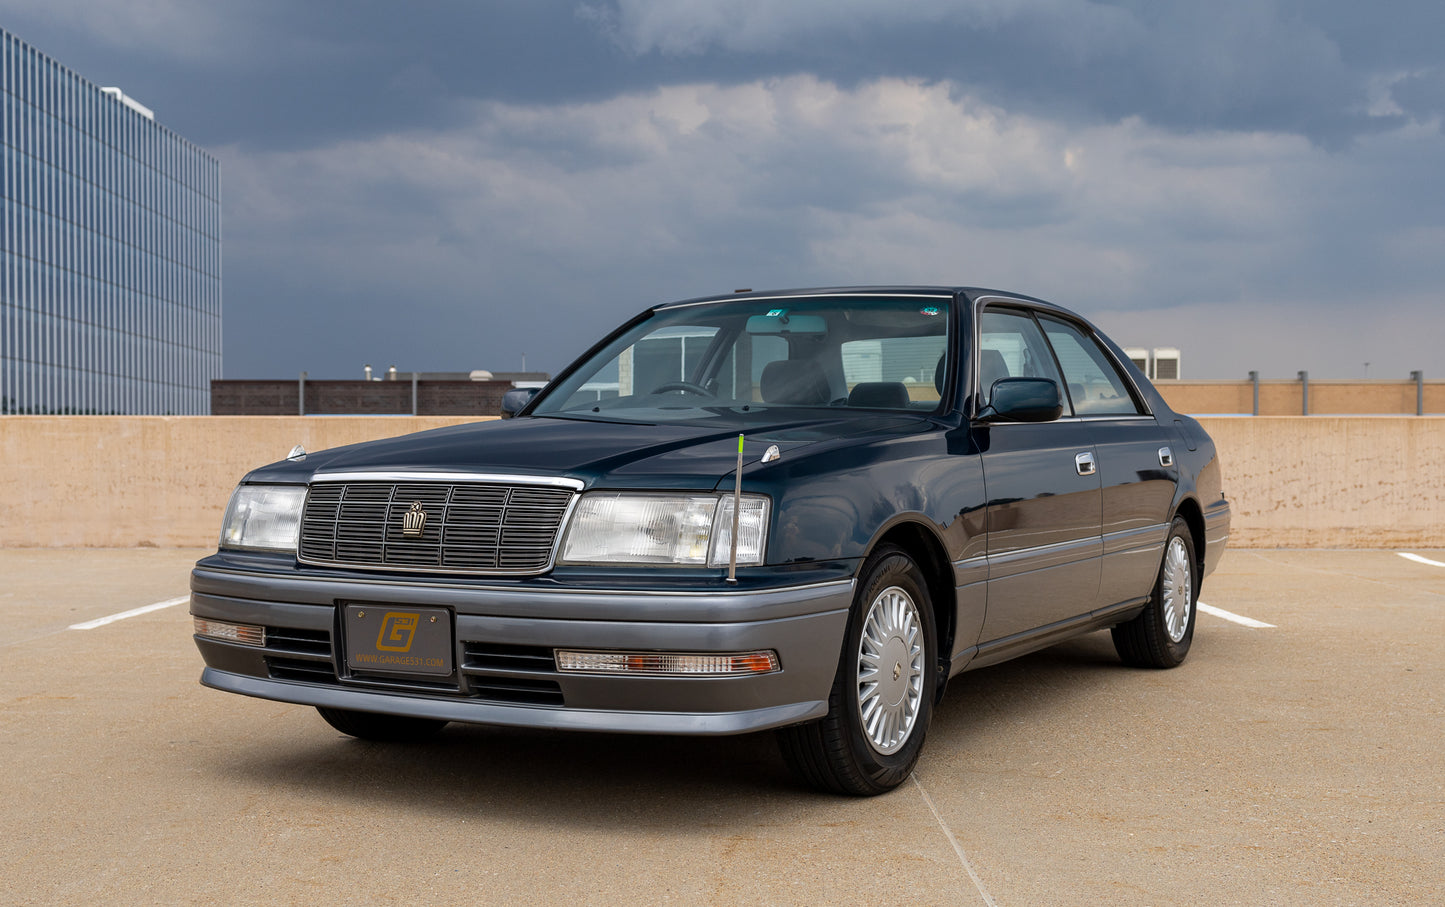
{"left": 204, "top": 630, "right": 1144, "bottom": 825}
{"left": 927, "top": 629, "right": 1142, "bottom": 747}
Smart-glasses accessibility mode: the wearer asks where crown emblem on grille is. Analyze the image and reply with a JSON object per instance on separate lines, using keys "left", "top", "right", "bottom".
{"left": 401, "top": 501, "right": 428, "bottom": 537}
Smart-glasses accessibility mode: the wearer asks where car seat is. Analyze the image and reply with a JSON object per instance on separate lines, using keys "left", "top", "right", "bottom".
{"left": 760, "top": 360, "right": 831, "bottom": 405}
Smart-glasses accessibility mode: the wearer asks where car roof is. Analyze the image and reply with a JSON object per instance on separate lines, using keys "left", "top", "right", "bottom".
{"left": 653, "top": 286, "right": 1052, "bottom": 310}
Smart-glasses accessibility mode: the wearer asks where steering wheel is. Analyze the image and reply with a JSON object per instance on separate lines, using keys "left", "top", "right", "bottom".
{"left": 651, "top": 381, "right": 715, "bottom": 398}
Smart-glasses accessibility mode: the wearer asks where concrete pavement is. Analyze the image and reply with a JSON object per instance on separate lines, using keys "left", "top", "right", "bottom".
{"left": 1, "top": 548, "right": 1441, "bottom": 905}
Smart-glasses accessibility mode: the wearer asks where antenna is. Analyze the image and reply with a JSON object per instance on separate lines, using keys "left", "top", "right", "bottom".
{"left": 727, "top": 434, "right": 743, "bottom": 584}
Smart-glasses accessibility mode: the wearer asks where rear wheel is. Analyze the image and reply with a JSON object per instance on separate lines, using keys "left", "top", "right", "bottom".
{"left": 316, "top": 707, "right": 448, "bottom": 742}
{"left": 1112, "top": 516, "right": 1197, "bottom": 668}
{"left": 777, "top": 544, "right": 937, "bottom": 795}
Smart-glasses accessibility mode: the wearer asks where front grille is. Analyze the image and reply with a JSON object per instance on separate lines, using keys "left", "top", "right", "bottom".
{"left": 267, "top": 656, "right": 339, "bottom": 685}
{"left": 467, "top": 677, "right": 564, "bottom": 706}
{"left": 298, "top": 479, "right": 576, "bottom": 575}
{"left": 462, "top": 642, "right": 557, "bottom": 673}
{"left": 266, "top": 626, "right": 332, "bottom": 658}
{"left": 462, "top": 642, "right": 565, "bottom": 706}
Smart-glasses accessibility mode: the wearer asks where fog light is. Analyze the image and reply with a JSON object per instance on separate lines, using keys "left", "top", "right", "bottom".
{"left": 554, "top": 649, "right": 779, "bottom": 676}
{"left": 194, "top": 618, "right": 265, "bottom": 647}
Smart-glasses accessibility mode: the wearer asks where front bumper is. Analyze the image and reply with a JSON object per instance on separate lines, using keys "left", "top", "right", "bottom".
{"left": 190, "top": 563, "right": 854, "bottom": 736}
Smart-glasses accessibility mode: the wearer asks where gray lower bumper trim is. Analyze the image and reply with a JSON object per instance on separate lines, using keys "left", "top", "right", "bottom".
{"left": 201, "top": 667, "right": 828, "bottom": 736}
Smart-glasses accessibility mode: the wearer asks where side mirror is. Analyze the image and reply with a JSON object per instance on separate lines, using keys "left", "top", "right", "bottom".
{"left": 982, "top": 378, "right": 1063, "bottom": 423}
{"left": 500, "top": 387, "right": 540, "bottom": 419}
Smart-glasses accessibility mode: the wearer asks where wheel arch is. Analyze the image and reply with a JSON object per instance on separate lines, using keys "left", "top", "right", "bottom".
{"left": 1173, "top": 496, "right": 1206, "bottom": 577}
{"left": 865, "top": 519, "right": 955, "bottom": 703}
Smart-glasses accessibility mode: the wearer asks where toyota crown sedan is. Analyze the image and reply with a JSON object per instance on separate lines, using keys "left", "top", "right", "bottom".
{"left": 191, "top": 287, "right": 1230, "bottom": 795}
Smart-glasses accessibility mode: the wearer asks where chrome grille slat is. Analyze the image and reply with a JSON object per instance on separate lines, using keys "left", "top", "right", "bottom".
{"left": 299, "top": 479, "right": 576, "bottom": 575}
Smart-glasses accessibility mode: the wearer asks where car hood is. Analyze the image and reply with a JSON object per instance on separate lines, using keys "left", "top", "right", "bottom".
{"left": 243, "top": 412, "right": 936, "bottom": 491}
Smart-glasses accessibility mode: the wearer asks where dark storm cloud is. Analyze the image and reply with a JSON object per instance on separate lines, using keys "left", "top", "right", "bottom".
{"left": 2, "top": 0, "right": 1442, "bottom": 381}
{"left": 587, "top": 0, "right": 1445, "bottom": 143}
{"left": 8, "top": 0, "right": 1434, "bottom": 146}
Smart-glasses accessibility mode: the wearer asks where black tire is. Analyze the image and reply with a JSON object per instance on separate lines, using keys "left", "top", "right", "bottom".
{"left": 777, "top": 544, "right": 937, "bottom": 796}
{"left": 1112, "top": 516, "right": 1197, "bottom": 668}
{"left": 316, "top": 707, "right": 448, "bottom": 742}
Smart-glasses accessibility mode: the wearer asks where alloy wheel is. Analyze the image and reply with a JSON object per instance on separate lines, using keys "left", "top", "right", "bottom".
{"left": 856, "top": 585, "right": 925, "bottom": 755}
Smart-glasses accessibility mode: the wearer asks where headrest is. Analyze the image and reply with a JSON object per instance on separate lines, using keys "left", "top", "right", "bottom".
{"left": 760, "top": 360, "right": 830, "bottom": 405}
{"left": 848, "top": 382, "right": 911, "bottom": 409}
{"left": 979, "top": 348, "right": 1010, "bottom": 394}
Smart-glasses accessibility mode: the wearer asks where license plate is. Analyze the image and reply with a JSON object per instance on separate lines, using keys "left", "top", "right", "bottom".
{"left": 344, "top": 605, "right": 453, "bottom": 676}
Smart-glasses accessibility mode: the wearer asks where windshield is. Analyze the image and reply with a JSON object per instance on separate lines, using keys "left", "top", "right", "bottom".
{"left": 532, "top": 295, "right": 954, "bottom": 422}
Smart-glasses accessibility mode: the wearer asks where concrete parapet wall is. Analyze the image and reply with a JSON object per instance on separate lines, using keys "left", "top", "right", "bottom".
{"left": 1197, "top": 416, "right": 1444, "bottom": 548}
{"left": 1156, "top": 379, "right": 1444, "bottom": 415}
{"left": 2, "top": 415, "right": 1442, "bottom": 549}
{"left": 1, "top": 416, "right": 477, "bottom": 548}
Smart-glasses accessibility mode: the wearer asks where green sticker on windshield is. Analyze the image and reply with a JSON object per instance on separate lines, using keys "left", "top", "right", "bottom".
{"left": 766, "top": 309, "right": 786, "bottom": 317}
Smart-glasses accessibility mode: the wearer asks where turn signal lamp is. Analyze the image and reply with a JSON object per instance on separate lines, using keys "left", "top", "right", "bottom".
{"left": 555, "top": 649, "right": 780, "bottom": 676}
{"left": 194, "top": 618, "right": 265, "bottom": 647}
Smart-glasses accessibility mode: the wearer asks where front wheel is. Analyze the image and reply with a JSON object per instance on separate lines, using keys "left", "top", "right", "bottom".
{"left": 316, "top": 707, "right": 448, "bottom": 742}
{"left": 1112, "top": 516, "right": 1197, "bottom": 668}
{"left": 777, "top": 544, "right": 937, "bottom": 795}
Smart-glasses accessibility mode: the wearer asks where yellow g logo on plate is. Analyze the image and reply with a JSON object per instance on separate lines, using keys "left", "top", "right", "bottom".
{"left": 376, "top": 612, "right": 419, "bottom": 652}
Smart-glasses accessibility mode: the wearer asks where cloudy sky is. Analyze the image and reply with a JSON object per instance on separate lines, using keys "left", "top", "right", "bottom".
{"left": 5, "top": 0, "right": 1444, "bottom": 379}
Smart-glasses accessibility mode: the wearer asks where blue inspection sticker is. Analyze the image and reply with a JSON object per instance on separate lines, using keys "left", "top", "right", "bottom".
{"left": 920, "top": 306, "right": 941, "bottom": 316}
{"left": 766, "top": 309, "right": 787, "bottom": 317}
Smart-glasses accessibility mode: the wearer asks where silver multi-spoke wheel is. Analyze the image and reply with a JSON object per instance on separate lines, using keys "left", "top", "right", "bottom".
{"left": 777, "top": 545, "right": 936, "bottom": 794}
{"left": 856, "top": 585, "right": 925, "bottom": 755}
{"left": 1161, "top": 536, "right": 1193, "bottom": 643}
{"left": 1112, "top": 517, "right": 1196, "bottom": 669}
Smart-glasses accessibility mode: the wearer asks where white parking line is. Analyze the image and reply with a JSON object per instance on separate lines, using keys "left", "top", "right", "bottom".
{"left": 1198, "top": 602, "right": 1275, "bottom": 629}
{"left": 912, "top": 773, "right": 998, "bottom": 906}
{"left": 1397, "top": 552, "right": 1445, "bottom": 569}
{"left": 68, "top": 596, "right": 189, "bottom": 630}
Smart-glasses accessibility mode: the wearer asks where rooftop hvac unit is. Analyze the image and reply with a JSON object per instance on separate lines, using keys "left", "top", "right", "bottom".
{"left": 1123, "top": 347, "right": 1150, "bottom": 376}
{"left": 1152, "top": 347, "right": 1181, "bottom": 380}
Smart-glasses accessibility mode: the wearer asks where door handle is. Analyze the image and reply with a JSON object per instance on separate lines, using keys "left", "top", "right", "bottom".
{"left": 1158, "top": 446, "right": 1174, "bottom": 468}
{"left": 1075, "top": 451, "right": 1096, "bottom": 477}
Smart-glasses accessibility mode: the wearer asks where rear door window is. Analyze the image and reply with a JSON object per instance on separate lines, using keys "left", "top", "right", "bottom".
{"left": 1037, "top": 315, "right": 1144, "bottom": 416}
{"left": 978, "top": 308, "right": 1065, "bottom": 409}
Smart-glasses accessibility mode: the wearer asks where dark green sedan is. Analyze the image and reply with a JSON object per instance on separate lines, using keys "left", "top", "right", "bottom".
{"left": 192, "top": 287, "right": 1230, "bottom": 795}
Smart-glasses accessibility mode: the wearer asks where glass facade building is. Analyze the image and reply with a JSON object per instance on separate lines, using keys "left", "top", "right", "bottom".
{"left": 1, "top": 28, "right": 220, "bottom": 415}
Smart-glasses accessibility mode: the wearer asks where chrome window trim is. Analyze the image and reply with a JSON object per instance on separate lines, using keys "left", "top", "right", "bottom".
{"left": 1060, "top": 415, "right": 1157, "bottom": 424}
{"left": 970, "top": 294, "right": 1156, "bottom": 419}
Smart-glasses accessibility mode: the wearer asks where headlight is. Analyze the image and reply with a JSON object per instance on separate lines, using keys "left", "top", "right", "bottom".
{"left": 560, "top": 492, "right": 769, "bottom": 566}
{"left": 220, "top": 484, "right": 307, "bottom": 551}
